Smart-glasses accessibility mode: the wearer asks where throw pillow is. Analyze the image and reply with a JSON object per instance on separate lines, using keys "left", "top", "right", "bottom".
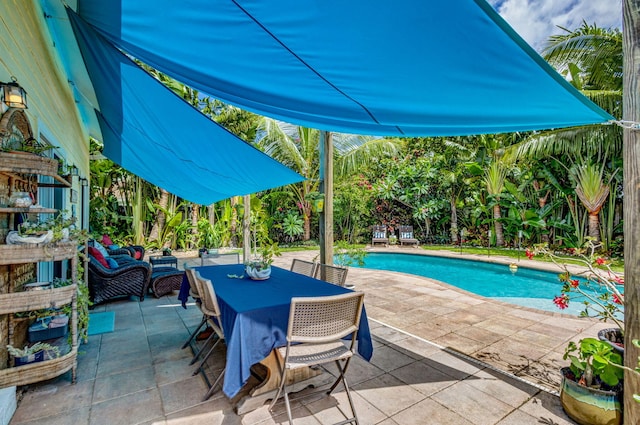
{"left": 106, "top": 257, "right": 119, "bottom": 269}
{"left": 88, "top": 246, "right": 109, "bottom": 268}
{"left": 93, "top": 241, "right": 110, "bottom": 258}
{"left": 108, "top": 244, "right": 120, "bottom": 250}
{"left": 102, "top": 234, "right": 114, "bottom": 246}
{"left": 134, "top": 250, "right": 142, "bottom": 260}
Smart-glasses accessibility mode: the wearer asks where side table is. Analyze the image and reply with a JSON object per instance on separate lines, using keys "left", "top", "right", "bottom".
{"left": 149, "top": 255, "right": 178, "bottom": 269}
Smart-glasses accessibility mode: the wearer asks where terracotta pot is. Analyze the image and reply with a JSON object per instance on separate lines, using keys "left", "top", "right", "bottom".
{"left": 560, "top": 367, "right": 622, "bottom": 425}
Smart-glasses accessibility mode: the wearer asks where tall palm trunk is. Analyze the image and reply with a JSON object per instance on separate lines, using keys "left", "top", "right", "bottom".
{"left": 493, "top": 203, "right": 504, "bottom": 247}
{"left": 450, "top": 197, "right": 458, "bottom": 244}
{"left": 588, "top": 211, "right": 601, "bottom": 241}
{"left": 190, "top": 204, "right": 199, "bottom": 249}
{"left": 303, "top": 201, "right": 311, "bottom": 240}
{"left": 533, "top": 180, "right": 550, "bottom": 244}
{"left": 149, "top": 188, "right": 169, "bottom": 243}
{"left": 230, "top": 196, "right": 238, "bottom": 247}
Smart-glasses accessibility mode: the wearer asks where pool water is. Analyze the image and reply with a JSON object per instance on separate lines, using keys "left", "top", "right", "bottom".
{"left": 347, "top": 252, "right": 617, "bottom": 316}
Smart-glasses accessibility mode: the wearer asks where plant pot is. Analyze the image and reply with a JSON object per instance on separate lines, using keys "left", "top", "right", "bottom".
{"left": 312, "top": 197, "right": 324, "bottom": 213}
{"left": 13, "top": 350, "right": 45, "bottom": 367}
{"left": 560, "top": 367, "right": 622, "bottom": 425}
{"left": 598, "top": 328, "right": 624, "bottom": 355}
{"left": 246, "top": 265, "right": 271, "bottom": 280}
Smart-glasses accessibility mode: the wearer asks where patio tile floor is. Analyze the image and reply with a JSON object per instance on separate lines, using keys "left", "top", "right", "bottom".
{"left": 9, "top": 248, "right": 607, "bottom": 424}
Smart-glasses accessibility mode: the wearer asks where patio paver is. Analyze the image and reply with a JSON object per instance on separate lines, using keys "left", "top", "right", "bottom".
{"left": 8, "top": 249, "right": 596, "bottom": 424}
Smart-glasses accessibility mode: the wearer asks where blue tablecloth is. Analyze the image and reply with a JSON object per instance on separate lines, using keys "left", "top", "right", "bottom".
{"left": 179, "top": 264, "right": 373, "bottom": 398}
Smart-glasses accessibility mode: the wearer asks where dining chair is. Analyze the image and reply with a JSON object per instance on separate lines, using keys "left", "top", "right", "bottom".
{"left": 269, "top": 291, "right": 365, "bottom": 425}
{"left": 191, "top": 271, "right": 226, "bottom": 401}
{"left": 180, "top": 265, "right": 207, "bottom": 351}
{"left": 290, "top": 259, "right": 316, "bottom": 277}
{"left": 313, "top": 263, "right": 349, "bottom": 287}
{"left": 200, "top": 251, "right": 241, "bottom": 266}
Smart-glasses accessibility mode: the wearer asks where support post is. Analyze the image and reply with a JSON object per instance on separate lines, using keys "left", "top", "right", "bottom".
{"left": 319, "top": 131, "right": 333, "bottom": 265}
{"left": 623, "top": 1, "right": 640, "bottom": 422}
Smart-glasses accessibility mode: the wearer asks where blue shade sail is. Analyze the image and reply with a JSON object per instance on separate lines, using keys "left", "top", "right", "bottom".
{"left": 68, "top": 10, "right": 303, "bottom": 205}
{"left": 76, "top": 0, "right": 612, "bottom": 136}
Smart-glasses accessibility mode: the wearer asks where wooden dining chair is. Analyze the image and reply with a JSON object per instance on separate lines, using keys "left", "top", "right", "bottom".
{"left": 190, "top": 271, "right": 226, "bottom": 401}
{"left": 313, "top": 263, "right": 349, "bottom": 287}
{"left": 180, "top": 265, "right": 207, "bottom": 351}
{"left": 269, "top": 291, "right": 365, "bottom": 425}
{"left": 290, "top": 259, "right": 316, "bottom": 277}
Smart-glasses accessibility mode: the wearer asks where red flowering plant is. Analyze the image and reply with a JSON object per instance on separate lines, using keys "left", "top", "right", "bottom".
{"left": 528, "top": 240, "right": 633, "bottom": 397}
{"left": 527, "top": 240, "right": 624, "bottom": 334}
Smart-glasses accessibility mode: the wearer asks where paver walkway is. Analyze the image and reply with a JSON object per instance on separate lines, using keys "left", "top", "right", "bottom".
{"left": 9, "top": 248, "right": 606, "bottom": 424}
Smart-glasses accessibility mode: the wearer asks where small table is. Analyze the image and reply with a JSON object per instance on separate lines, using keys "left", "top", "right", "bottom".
{"left": 149, "top": 255, "right": 178, "bottom": 269}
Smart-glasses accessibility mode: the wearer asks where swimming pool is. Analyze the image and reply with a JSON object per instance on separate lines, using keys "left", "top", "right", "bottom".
{"left": 347, "top": 252, "right": 615, "bottom": 316}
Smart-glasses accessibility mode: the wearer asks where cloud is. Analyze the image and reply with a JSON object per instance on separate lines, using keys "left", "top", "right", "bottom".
{"left": 488, "top": 0, "right": 622, "bottom": 51}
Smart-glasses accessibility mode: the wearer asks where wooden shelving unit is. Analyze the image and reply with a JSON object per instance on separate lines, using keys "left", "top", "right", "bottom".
{"left": 0, "top": 152, "right": 78, "bottom": 387}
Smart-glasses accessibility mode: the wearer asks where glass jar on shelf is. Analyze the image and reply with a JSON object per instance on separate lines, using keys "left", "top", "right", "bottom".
{"left": 9, "top": 191, "right": 32, "bottom": 207}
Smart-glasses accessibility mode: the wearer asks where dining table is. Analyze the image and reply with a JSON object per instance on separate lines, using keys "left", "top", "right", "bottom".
{"left": 178, "top": 264, "right": 373, "bottom": 411}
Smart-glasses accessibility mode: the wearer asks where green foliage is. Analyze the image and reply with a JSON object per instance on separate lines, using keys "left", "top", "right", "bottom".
{"left": 7, "top": 342, "right": 60, "bottom": 359}
{"left": 146, "top": 199, "right": 188, "bottom": 250}
{"left": 334, "top": 177, "right": 373, "bottom": 243}
{"left": 197, "top": 217, "right": 222, "bottom": 249}
{"left": 564, "top": 338, "right": 623, "bottom": 388}
{"left": 281, "top": 211, "right": 304, "bottom": 241}
{"left": 334, "top": 241, "right": 367, "bottom": 267}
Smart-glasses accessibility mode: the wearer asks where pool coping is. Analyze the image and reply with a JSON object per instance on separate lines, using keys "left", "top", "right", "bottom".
{"left": 362, "top": 246, "right": 615, "bottom": 320}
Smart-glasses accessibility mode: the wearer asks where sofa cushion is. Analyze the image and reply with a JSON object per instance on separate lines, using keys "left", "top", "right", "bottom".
{"left": 88, "top": 247, "right": 109, "bottom": 268}
{"left": 93, "top": 241, "right": 110, "bottom": 258}
{"left": 102, "top": 234, "right": 115, "bottom": 246}
{"left": 106, "top": 257, "right": 119, "bottom": 269}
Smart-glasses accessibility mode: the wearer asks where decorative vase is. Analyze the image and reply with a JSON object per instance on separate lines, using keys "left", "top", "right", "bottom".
{"left": 598, "top": 328, "right": 624, "bottom": 355}
{"left": 246, "top": 265, "right": 271, "bottom": 280}
{"left": 14, "top": 350, "right": 45, "bottom": 367}
{"left": 559, "top": 367, "right": 622, "bottom": 425}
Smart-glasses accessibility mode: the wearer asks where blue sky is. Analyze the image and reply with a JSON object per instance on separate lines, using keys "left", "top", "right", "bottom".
{"left": 488, "top": 0, "right": 622, "bottom": 51}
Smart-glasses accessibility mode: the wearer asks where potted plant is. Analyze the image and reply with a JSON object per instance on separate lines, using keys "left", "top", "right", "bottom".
{"left": 245, "top": 243, "right": 280, "bottom": 280}
{"left": 305, "top": 191, "right": 324, "bottom": 213}
{"left": 7, "top": 213, "right": 77, "bottom": 245}
{"left": 560, "top": 338, "right": 624, "bottom": 425}
{"left": 527, "top": 241, "right": 626, "bottom": 424}
{"left": 162, "top": 247, "right": 172, "bottom": 256}
{"left": 7, "top": 342, "right": 61, "bottom": 366}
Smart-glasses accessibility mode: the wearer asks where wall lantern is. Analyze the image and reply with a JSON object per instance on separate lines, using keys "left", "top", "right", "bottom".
{"left": 1, "top": 77, "right": 28, "bottom": 109}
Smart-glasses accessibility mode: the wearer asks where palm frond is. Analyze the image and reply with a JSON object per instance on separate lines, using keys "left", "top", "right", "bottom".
{"left": 336, "top": 137, "right": 402, "bottom": 177}
{"left": 504, "top": 125, "right": 621, "bottom": 163}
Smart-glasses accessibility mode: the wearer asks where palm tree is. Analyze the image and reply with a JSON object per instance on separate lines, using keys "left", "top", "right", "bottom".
{"left": 484, "top": 162, "right": 507, "bottom": 247}
{"left": 507, "top": 23, "right": 622, "bottom": 161}
{"left": 572, "top": 161, "right": 614, "bottom": 242}
{"left": 256, "top": 119, "right": 400, "bottom": 240}
{"left": 505, "top": 23, "right": 622, "bottom": 249}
